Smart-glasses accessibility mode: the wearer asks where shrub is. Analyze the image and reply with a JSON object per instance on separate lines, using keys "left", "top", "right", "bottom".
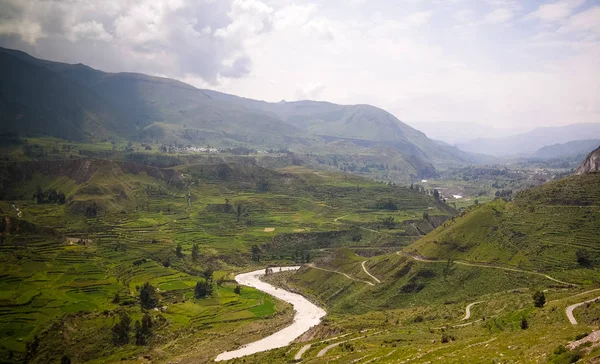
{"left": 533, "top": 291, "right": 546, "bottom": 308}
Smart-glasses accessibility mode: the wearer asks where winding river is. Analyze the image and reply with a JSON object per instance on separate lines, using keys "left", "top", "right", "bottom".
{"left": 215, "top": 266, "right": 326, "bottom": 362}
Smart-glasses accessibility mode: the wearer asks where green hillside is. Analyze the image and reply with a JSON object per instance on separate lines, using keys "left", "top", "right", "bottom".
{"left": 0, "top": 154, "right": 454, "bottom": 363}
{"left": 406, "top": 172, "right": 600, "bottom": 284}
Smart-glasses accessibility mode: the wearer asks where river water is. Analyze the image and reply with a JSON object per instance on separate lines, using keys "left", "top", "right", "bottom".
{"left": 215, "top": 266, "right": 326, "bottom": 361}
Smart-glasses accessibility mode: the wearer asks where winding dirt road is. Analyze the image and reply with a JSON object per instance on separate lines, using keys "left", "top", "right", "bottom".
{"left": 361, "top": 261, "right": 381, "bottom": 284}
{"left": 566, "top": 295, "right": 600, "bottom": 325}
{"left": 215, "top": 267, "right": 326, "bottom": 361}
{"left": 462, "top": 301, "right": 483, "bottom": 321}
{"left": 398, "top": 251, "right": 576, "bottom": 286}
{"left": 307, "top": 263, "right": 375, "bottom": 286}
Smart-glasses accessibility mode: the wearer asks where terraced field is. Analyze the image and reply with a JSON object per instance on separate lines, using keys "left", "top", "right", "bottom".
{"left": 407, "top": 173, "right": 600, "bottom": 284}
{"left": 0, "top": 157, "right": 453, "bottom": 362}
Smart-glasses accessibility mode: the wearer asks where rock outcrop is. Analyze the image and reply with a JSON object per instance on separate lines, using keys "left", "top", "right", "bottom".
{"left": 575, "top": 146, "right": 600, "bottom": 175}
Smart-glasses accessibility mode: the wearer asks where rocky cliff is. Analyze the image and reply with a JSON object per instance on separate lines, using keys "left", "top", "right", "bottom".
{"left": 575, "top": 146, "right": 600, "bottom": 175}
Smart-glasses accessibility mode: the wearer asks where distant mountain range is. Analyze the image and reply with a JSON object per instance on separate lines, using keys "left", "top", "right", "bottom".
{"left": 410, "top": 121, "right": 519, "bottom": 145}
{"left": 0, "top": 46, "right": 481, "bottom": 179}
{"left": 456, "top": 123, "right": 600, "bottom": 157}
{"left": 532, "top": 139, "right": 600, "bottom": 160}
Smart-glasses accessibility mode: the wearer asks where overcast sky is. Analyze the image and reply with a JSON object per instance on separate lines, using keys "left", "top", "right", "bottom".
{"left": 1, "top": 0, "right": 599, "bottom": 131}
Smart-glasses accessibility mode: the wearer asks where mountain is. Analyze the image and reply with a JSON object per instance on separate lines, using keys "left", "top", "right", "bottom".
{"left": 406, "top": 169, "right": 600, "bottom": 284}
{"left": 532, "top": 139, "right": 600, "bottom": 160}
{"left": 0, "top": 51, "right": 127, "bottom": 141}
{"left": 0, "top": 46, "right": 482, "bottom": 179}
{"left": 409, "top": 121, "right": 519, "bottom": 145}
{"left": 456, "top": 123, "right": 600, "bottom": 157}
{"left": 199, "top": 93, "right": 481, "bottom": 165}
{"left": 576, "top": 146, "right": 600, "bottom": 175}
{"left": 0, "top": 47, "right": 313, "bottom": 148}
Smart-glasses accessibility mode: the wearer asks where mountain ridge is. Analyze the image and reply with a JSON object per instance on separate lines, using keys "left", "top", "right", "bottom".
{"left": 457, "top": 123, "right": 600, "bottom": 157}
{"left": 0, "top": 46, "right": 482, "bottom": 180}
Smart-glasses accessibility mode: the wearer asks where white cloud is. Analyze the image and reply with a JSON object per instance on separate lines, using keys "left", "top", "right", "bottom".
{"left": 0, "top": 0, "right": 599, "bottom": 130}
{"left": 296, "top": 82, "right": 326, "bottom": 100}
{"left": 483, "top": 8, "right": 514, "bottom": 24}
{"left": 529, "top": 0, "right": 586, "bottom": 22}
{"left": 557, "top": 6, "right": 600, "bottom": 37}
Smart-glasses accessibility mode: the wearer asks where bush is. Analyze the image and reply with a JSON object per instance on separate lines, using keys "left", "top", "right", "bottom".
{"left": 520, "top": 317, "right": 528, "bottom": 330}
{"left": 533, "top": 291, "right": 546, "bottom": 308}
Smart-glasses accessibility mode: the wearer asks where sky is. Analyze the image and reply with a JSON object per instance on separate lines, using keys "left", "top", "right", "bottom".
{"left": 1, "top": 0, "right": 599, "bottom": 133}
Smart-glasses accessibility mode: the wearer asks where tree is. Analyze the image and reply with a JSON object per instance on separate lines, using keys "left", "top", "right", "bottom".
{"left": 422, "top": 211, "right": 429, "bottom": 220}
{"left": 134, "top": 321, "right": 146, "bottom": 345}
{"left": 237, "top": 205, "right": 242, "bottom": 221}
{"left": 191, "top": 243, "right": 200, "bottom": 262}
{"left": 57, "top": 192, "right": 66, "bottom": 204}
{"left": 521, "top": 316, "right": 529, "bottom": 330}
{"left": 112, "top": 293, "right": 120, "bottom": 304}
{"left": 61, "top": 356, "right": 71, "bottom": 364}
{"left": 112, "top": 311, "right": 131, "bottom": 345}
{"left": 195, "top": 280, "right": 213, "bottom": 298}
{"left": 576, "top": 249, "right": 591, "bottom": 266}
{"left": 433, "top": 189, "right": 440, "bottom": 200}
{"left": 234, "top": 285, "right": 241, "bottom": 295}
{"left": 139, "top": 283, "right": 158, "bottom": 309}
{"left": 176, "top": 244, "right": 183, "bottom": 258}
{"left": 251, "top": 245, "right": 261, "bottom": 262}
{"left": 202, "top": 268, "right": 214, "bottom": 283}
{"left": 533, "top": 291, "right": 546, "bottom": 308}
{"left": 142, "top": 313, "right": 153, "bottom": 334}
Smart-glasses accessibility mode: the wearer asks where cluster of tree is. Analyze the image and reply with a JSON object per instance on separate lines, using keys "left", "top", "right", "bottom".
{"left": 495, "top": 189, "right": 513, "bottom": 198}
{"left": 195, "top": 269, "right": 214, "bottom": 298}
{"left": 373, "top": 199, "right": 398, "bottom": 211}
{"left": 292, "top": 250, "right": 311, "bottom": 263}
{"left": 112, "top": 311, "right": 132, "bottom": 345}
{"left": 379, "top": 216, "right": 395, "bottom": 229}
{"left": 23, "top": 144, "right": 46, "bottom": 158}
{"left": 112, "top": 311, "right": 154, "bottom": 346}
{"left": 33, "top": 186, "right": 66, "bottom": 204}
{"left": 135, "top": 313, "right": 153, "bottom": 345}
{"left": 256, "top": 178, "right": 270, "bottom": 192}
{"left": 124, "top": 153, "right": 184, "bottom": 168}
{"left": 409, "top": 184, "right": 427, "bottom": 194}
{"left": 221, "top": 147, "right": 256, "bottom": 155}
{"left": 133, "top": 258, "right": 148, "bottom": 266}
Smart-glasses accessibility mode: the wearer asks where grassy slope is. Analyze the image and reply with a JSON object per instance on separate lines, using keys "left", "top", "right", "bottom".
{"left": 0, "top": 153, "right": 452, "bottom": 362}
{"left": 254, "top": 248, "right": 600, "bottom": 363}
{"left": 407, "top": 173, "right": 600, "bottom": 284}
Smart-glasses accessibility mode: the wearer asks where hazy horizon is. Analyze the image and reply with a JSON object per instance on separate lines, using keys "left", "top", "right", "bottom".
{"left": 1, "top": 0, "right": 599, "bottom": 131}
